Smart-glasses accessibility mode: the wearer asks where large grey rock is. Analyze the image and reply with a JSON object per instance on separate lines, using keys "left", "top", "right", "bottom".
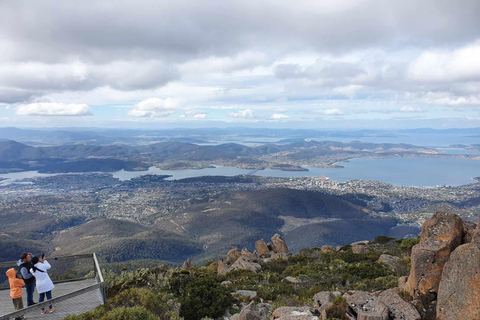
{"left": 351, "top": 241, "right": 369, "bottom": 254}
{"left": 271, "top": 306, "right": 319, "bottom": 319}
{"left": 436, "top": 240, "right": 480, "bottom": 320}
{"left": 255, "top": 239, "right": 270, "bottom": 256}
{"left": 229, "top": 256, "right": 262, "bottom": 273}
{"left": 232, "top": 290, "right": 258, "bottom": 300}
{"left": 378, "top": 254, "right": 404, "bottom": 274}
{"left": 313, "top": 291, "right": 334, "bottom": 310}
{"left": 227, "top": 247, "right": 242, "bottom": 263}
{"left": 462, "top": 220, "right": 477, "bottom": 244}
{"left": 378, "top": 288, "right": 421, "bottom": 320}
{"left": 271, "top": 234, "right": 290, "bottom": 255}
{"left": 406, "top": 211, "right": 464, "bottom": 297}
{"left": 346, "top": 291, "right": 388, "bottom": 320}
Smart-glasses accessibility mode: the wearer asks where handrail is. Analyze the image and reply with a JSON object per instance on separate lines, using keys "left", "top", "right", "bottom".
{"left": 93, "top": 252, "right": 104, "bottom": 283}
{"left": 0, "top": 253, "right": 93, "bottom": 268}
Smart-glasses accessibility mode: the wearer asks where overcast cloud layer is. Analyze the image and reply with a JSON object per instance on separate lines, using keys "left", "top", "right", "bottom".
{"left": 1, "top": 0, "right": 480, "bottom": 128}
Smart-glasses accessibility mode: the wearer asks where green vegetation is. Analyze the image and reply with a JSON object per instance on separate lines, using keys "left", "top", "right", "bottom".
{"left": 68, "top": 239, "right": 410, "bottom": 319}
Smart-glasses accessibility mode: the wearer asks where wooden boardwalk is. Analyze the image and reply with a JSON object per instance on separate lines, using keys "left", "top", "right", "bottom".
{"left": 0, "top": 279, "right": 103, "bottom": 320}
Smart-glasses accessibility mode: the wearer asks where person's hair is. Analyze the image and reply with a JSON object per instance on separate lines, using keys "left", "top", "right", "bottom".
{"left": 30, "top": 256, "right": 44, "bottom": 273}
{"left": 20, "top": 252, "right": 28, "bottom": 261}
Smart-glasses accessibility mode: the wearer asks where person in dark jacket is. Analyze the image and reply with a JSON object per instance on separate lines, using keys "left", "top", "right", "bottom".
{"left": 17, "top": 252, "right": 35, "bottom": 306}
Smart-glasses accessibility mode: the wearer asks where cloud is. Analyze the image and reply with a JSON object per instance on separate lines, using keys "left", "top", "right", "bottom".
{"left": 316, "top": 108, "right": 344, "bottom": 115}
{"left": 228, "top": 109, "right": 256, "bottom": 118}
{"left": 16, "top": 102, "right": 92, "bottom": 116}
{"left": 400, "top": 106, "right": 425, "bottom": 113}
{"left": 128, "top": 98, "right": 179, "bottom": 117}
{"left": 270, "top": 113, "right": 290, "bottom": 119}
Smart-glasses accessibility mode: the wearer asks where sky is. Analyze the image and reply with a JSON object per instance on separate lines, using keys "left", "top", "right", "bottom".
{"left": 0, "top": 0, "right": 480, "bottom": 129}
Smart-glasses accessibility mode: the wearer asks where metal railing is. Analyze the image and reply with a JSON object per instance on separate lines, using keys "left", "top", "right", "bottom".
{"left": 0, "top": 253, "right": 105, "bottom": 320}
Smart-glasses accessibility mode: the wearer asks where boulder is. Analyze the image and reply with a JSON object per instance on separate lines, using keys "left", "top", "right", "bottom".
{"left": 232, "top": 290, "right": 258, "bottom": 300}
{"left": 406, "top": 211, "right": 464, "bottom": 297}
{"left": 378, "top": 288, "right": 421, "bottom": 320}
{"left": 351, "top": 241, "right": 369, "bottom": 254}
{"left": 321, "top": 245, "right": 334, "bottom": 253}
{"left": 181, "top": 258, "right": 192, "bottom": 270}
{"left": 313, "top": 291, "right": 334, "bottom": 310}
{"left": 255, "top": 239, "right": 270, "bottom": 256}
{"left": 229, "top": 256, "right": 262, "bottom": 273}
{"left": 398, "top": 276, "right": 408, "bottom": 291}
{"left": 227, "top": 247, "right": 242, "bottom": 263}
{"left": 218, "top": 259, "right": 228, "bottom": 274}
{"left": 271, "top": 234, "right": 290, "bottom": 255}
{"left": 378, "top": 254, "right": 405, "bottom": 274}
{"left": 436, "top": 240, "right": 480, "bottom": 320}
{"left": 241, "top": 247, "right": 255, "bottom": 258}
{"left": 462, "top": 220, "right": 477, "bottom": 244}
{"left": 283, "top": 276, "right": 302, "bottom": 284}
{"left": 232, "top": 301, "right": 274, "bottom": 320}
{"left": 271, "top": 306, "right": 319, "bottom": 319}
{"left": 221, "top": 280, "right": 232, "bottom": 286}
{"left": 346, "top": 291, "right": 388, "bottom": 320}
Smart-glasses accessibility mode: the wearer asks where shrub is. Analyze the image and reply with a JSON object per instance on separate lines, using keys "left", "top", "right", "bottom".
{"left": 400, "top": 237, "right": 420, "bottom": 250}
{"left": 179, "top": 275, "right": 233, "bottom": 320}
{"left": 99, "top": 306, "right": 159, "bottom": 320}
{"left": 372, "top": 235, "right": 395, "bottom": 244}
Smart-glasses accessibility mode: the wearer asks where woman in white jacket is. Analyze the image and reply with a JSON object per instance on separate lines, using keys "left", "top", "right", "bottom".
{"left": 30, "top": 255, "right": 55, "bottom": 314}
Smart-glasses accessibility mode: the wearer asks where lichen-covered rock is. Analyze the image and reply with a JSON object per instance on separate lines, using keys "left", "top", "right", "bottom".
{"left": 232, "top": 290, "right": 258, "bottom": 300}
{"left": 378, "top": 254, "right": 406, "bottom": 275}
{"left": 436, "top": 240, "right": 480, "bottom": 320}
{"left": 313, "top": 291, "right": 334, "bottom": 310}
{"left": 181, "top": 258, "right": 192, "bottom": 269}
{"left": 241, "top": 247, "right": 255, "bottom": 258}
{"left": 271, "top": 234, "right": 290, "bottom": 255}
{"left": 398, "top": 276, "right": 408, "bottom": 291}
{"left": 406, "top": 211, "right": 464, "bottom": 297}
{"left": 346, "top": 291, "right": 388, "bottom": 320}
{"left": 232, "top": 302, "right": 273, "bottom": 320}
{"left": 462, "top": 220, "right": 477, "bottom": 244}
{"left": 228, "top": 256, "right": 262, "bottom": 273}
{"left": 378, "top": 288, "right": 420, "bottom": 320}
{"left": 351, "top": 241, "right": 369, "bottom": 254}
{"left": 218, "top": 259, "right": 227, "bottom": 274}
{"left": 227, "top": 247, "right": 242, "bottom": 263}
{"left": 321, "top": 245, "right": 334, "bottom": 253}
{"left": 283, "top": 276, "right": 302, "bottom": 284}
{"left": 255, "top": 239, "right": 270, "bottom": 256}
{"left": 271, "top": 306, "right": 319, "bottom": 319}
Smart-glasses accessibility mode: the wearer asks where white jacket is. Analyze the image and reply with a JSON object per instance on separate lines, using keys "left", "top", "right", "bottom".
{"left": 30, "top": 260, "right": 55, "bottom": 294}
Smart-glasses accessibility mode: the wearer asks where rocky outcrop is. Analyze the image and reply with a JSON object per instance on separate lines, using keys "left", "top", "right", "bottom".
{"left": 227, "top": 256, "right": 261, "bottom": 273}
{"left": 378, "top": 254, "right": 405, "bottom": 275}
{"left": 436, "top": 235, "right": 480, "bottom": 319}
{"left": 346, "top": 291, "right": 389, "bottom": 320}
{"left": 351, "top": 241, "right": 369, "bottom": 254}
{"left": 231, "top": 301, "right": 273, "bottom": 320}
{"left": 227, "top": 247, "right": 242, "bottom": 263}
{"left": 271, "top": 306, "right": 319, "bottom": 319}
{"left": 181, "top": 258, "right": 192, "bottom": 269}
{"left": 271, "top": 234, "right": 290, "bottom": 255}
{"left": 255, "top": 239, "right": 270, "bottom": 256}
{"left": 321, "top": 245, "right": 334, "bottom": 253}
{"left": 406, "top": 211, "right": 464, "bottom": 297}
{"left": 313, "top": 291, "right": 334, "bottom": 318}
{"left": 377, "top": 288, "right": 421, "bottom": 320}
{"left": 462, "top": 220, "right": 477, "bottom": 243}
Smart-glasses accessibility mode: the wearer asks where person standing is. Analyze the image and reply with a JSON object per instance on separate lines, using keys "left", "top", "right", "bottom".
{"left": 18, "top": 252, "right": 35, "bottom": 306}
{"left": 30, "top": 255, "right": 55, "bottom": 314}
{"left": 6, "top": 267, "right": 25, "bottom": 311}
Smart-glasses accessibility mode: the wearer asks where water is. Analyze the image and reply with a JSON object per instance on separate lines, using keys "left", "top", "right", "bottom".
{"left": 1, "top": 158, "right": 478, "bottom": 187}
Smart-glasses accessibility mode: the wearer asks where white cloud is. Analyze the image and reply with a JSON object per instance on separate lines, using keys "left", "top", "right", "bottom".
{"left": 16, "top": 102, "right": 92, "bottom": 116}
{"left": 400, "top": 106, "right": 425, "bottom": 113}
{"left": 228, "top": 109, "right": 255, "bottom": 118}
{"left": 128, "top": 97, "right": 179, "bottom": 117}
{"left": 317, "top": 108, "right": 344, "bottom": 115}
{"left": 270, "top": 113, "right": 290, "bottom": 119}
{"left": 408, "top": 43, "right": 480, "bottom": 82}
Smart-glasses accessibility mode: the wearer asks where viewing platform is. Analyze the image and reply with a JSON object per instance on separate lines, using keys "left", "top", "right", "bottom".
{"left": 0, "top": 253, "right": 105, "bottom": 320}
